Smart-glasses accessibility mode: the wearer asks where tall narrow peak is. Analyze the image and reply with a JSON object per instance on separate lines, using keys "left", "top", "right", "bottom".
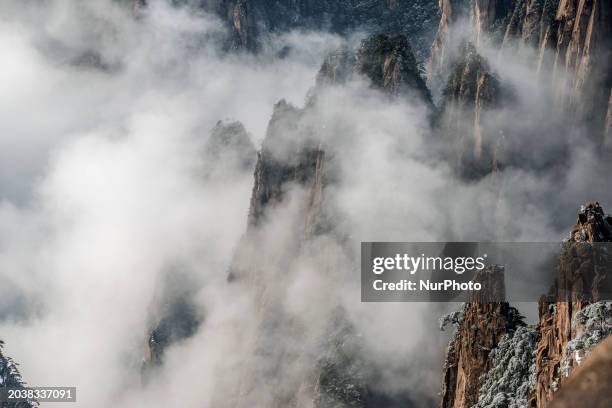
{"left": 438, "top": 42, "right": 507, "bottom": 179}
{"left": 428, "top": 0, "right": 611, "bottom": 146}
{"left": 533, "top": 202, "right": 612, "bottom": 407}
{"left": 439, "top": 265, "right": 526, "bottom": 408}
{"left": 213, "top": 1, "right": 440, "bottom": 61}
{"left": 223, "top": 38, "right": 437, "bottom": 404}
{"left": 472, "top": 0, "right": 517, "bottom": 45}
{"left": 219, "top": 0, "right": 257, "bottom": 51}
{"left": 357, "top": 33, "right": 434, "bottom": 106}
{"left": 428, "top": 0, "right": 471, "bottom": 87}
{"left": 548, "top": 336, "right": 612, "bottom": 407}
{"left": 551, "top": 0, "right": 612, "bottom": 146}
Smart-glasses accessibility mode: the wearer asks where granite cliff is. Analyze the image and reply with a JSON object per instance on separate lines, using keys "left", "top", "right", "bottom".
{"left": 438, "top": 203, "right": 612, "bottom": 408}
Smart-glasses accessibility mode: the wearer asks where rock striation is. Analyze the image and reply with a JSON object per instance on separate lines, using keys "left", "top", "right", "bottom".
{"left": 439, "top": 265, "right": 526, "bottom": 408}
{"left": 428, "top": 0, "right": 471, "bottom": 89}
{"left": 429, "top": 0, "right": 612, "bottom": 146}
{"left": 439, "top": 203, "right": 612, "bottom": 408}
{"left": 438, "top": 42, "right": 506, "bottom": 179}
{"left": 532, "top": 202, "right": 612, "bottom": 407}
{"left": 212, "top": 0, "right": 440, "bottom": 61}
{"left": 547, "top": 335, "right": 612, "bottom": 408}
{"left": 223, "top": 31, "right": 436, "bottom": 406}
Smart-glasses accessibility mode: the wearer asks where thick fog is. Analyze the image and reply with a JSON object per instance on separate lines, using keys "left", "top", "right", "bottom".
{"left": 1, "top": 1, "right": 611, "bottom": 407}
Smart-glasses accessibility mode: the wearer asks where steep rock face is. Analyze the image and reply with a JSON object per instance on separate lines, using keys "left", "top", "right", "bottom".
{"left": 428, "top": 0, "right": 470, "bottom": 88}
{"left": 141, "top": 272, "right": 202, "bottom": 378}
{"left": 0, "top": 341, "right": 38, "bottom": 407}
{"left": 439, "top": 42, "right": 505, "bottom": 179}
{"left": 548, "top": 335, "right": 612, "bottom": 408}
{"left": 439, "top": 203, "right": 612, "bottom": 408}
{"left": 504, "top": 0, "right": 611, "bottom": 146}
{"left": 429, "top": 0, "right": 611, "bottom": 145}
{"left": 440, "top": 266, "right": 526, "bottom": 408}
{"left": 472, "top": 0, "right": 516, "bottom": 45}
{"left": 316, "top": 47, "right": 356, "bottom": 87}
{"left": 142, "top": 297, "right": 201, "bottom": 373}
{"left": 314, "top": 34, "right": 434, "bottom": 108}
{"left": 245, "top": 100, "right": 324, "bottom": 232}
{"left": 210, "top": 0, "right": 440, "bottom": 61}
{"left": 243, "top": 31, "right": 433, "bottom": 240}
{"left": 551, "top": 0, "right": 611, "bottom": 145}
{"left": 357, "top": 34, "right": 433, "bottom": 104}
{"left": 224, "top": 32, "right": 438, "bottom": 406}
{"left": 532, "top": 203, "right": 612, "bottom": 407}
{"left": 203, "top": 120, "right": 257, "bottom": 178}
{"left": 218, "top": 0, "right": 257, "bottom": 51}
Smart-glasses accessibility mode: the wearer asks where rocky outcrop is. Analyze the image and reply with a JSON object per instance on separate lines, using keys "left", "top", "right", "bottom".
{"left": 198, "top": 0, "right": 440, "bottom": 61}
{"left": 203, "top": 120, "right": 256, "bottom": 178}
{"left": 429, "top": 0, "right": 612, "bottom": 146}
{"left": 552, "top": 0, "right": 611, "bottom": 146}
{"left": 224, "top": 31, "right": 442, "bottom": 405}
{"left": 316, "top": 47, "right": 357, "bottom": 87}
{"left": 439, "top": 203, "right": 612, "bottom": 408}
{"left": 439, "top": 42, "right": 506, "bottom": 179}
{"left": 0, "top": 341, "right": 39, "bottom": 407}
{"left": 314, "top": 34, "right": 434, "bottom": 109}
{"left": 142, "top": 297, "right": 201, "bottom": 372}
{"left": 548, "top": 335, "right": 612, "bottom": 408}
{"left": 440, "top": 266, "right": 526, "bottom": 408}
{"left": 428, "top": 0, "right": 470, "bottom": 89}
{"left": 472, "top": 0, "right": 516, "bottom": 45}
{"left": 357, "top": 34, "right": 433, "bottom": 104}
{"left": 532, "top": 203, "right": 612, "bottom": 407}
{"left": 141, "top": 273, "right": 202, "bottom": 378}
{"left": 219, "top": 0, "right": 257, "bottom": 51}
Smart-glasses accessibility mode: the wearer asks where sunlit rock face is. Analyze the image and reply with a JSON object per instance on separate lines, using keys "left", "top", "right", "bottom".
{"left": 548, "top": 335, "right": 612, "bottom": 408}
{"left": 439, "top": 266, "right": 527, "bottom": 408}
{"left": 221, "top": 29, "right": 443, "bottom": 406}
{"left": 533, "top": 202, "right": 612, "bottom": 407}
{"left": 438, "top": 203, "right": 612, "bottom": 408}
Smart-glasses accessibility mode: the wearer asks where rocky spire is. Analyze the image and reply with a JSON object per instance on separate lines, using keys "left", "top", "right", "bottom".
{"left": 437, "top": 203, "right": 612, "bottom": 408}
{"left": 547, "top": 336, "right": 612, "bottom": 407}
{"left": 203, "top": 120, "right": 256, "bottom": 178}
{"left": 533, "top": 202, "right": 612, "bottom": 407}
{"left": 439, "top": 265, "right": 526, "bottom": 408}
{"left": 429, "top": 0, "right": 612, "bottom": 147}
{"left": 439, "top": 42, "right": 506, "bottom": 179}
{"left": 357, "top": 33, "right": 433, "bottom": 105}
{"left": 428, "top": 0, "right": 470, "bottom": 87}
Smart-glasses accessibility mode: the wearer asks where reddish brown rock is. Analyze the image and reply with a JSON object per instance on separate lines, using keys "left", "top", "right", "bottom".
{"left": 440, "top": 266, "right": 525, "bottom": 408}
{"left": 548, "top": 336, "right": 612, "bottom": 408}
{"left": 532, "top": 202, "right": 612, "bottom": 407}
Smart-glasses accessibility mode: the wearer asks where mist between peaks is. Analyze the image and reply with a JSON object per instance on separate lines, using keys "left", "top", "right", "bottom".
{"left": 372, "top": 254, "right": 488, "bottom": 275}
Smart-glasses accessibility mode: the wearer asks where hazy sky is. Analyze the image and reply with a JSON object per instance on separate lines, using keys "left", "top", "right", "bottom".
{"left": 1, "top": 1, "right": 610, "bottom": 407}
